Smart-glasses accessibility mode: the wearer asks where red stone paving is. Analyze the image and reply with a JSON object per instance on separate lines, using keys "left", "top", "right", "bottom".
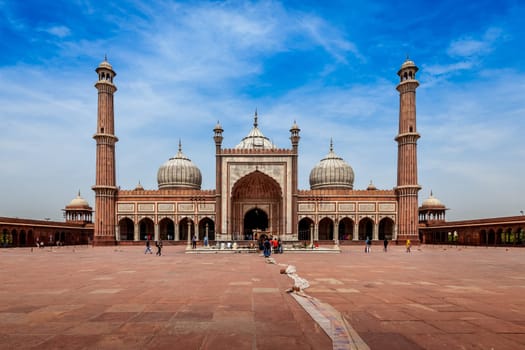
{"left": 0, "top": 244, "right": 524, "bottom": 349}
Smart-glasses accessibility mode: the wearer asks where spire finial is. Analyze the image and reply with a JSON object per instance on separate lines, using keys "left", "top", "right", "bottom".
{"left": 329, "top": 138, "right": 333, "bottom": 152}
{"left": 77, "top": 190, "right": 81, "bottom": 197}
{"left": 104, "top": 54, "right": 108, "bottom": 62}
{"left": 178, "top": 139, "right": 182, "bottom": 152}
{"left": 254, "top": 108, "right": 258, "bottom": 128}
{"left": 430, "top": 189, "right": 433, "bottom": 197}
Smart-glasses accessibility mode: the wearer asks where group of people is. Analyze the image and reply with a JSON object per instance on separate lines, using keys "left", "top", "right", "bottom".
{"left": 191, "top": 234, "right": 209, "bottom": 248}
{"left": 145, "top": 239, "right": 163, "bottom": 256}
{"left": 365, "top": 237, "right": 390, "bottom": 253}
{"left": 260, "top": 236, "right": 283, "bottom": 257}
{"left": 364, "top": 238, "right": 412, "bottom": 253}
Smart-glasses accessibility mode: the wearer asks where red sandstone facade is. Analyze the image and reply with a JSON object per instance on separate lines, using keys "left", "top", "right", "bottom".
{"left": 89, "top": 58, "right": 423, "bottom": 246}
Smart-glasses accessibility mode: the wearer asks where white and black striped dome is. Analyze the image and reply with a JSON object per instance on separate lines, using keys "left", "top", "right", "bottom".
{"left": 309, "top": 140, "right": 354, "bottom": 190}
{"left": 157, "top": 141, "right": 202, "bottom": 190}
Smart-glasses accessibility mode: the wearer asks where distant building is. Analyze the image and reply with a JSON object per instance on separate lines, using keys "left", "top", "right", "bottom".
{"left": 0, "top": 192, "right": 93, "bottom": 247}
{"left": 418, "top": 192, "right": 525, "bottom": 246}
{"left": 92, "top": 58, "right": 422, "bottom": 245}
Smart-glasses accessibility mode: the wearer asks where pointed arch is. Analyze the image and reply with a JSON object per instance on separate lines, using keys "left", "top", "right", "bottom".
{"left": 230, "top": 170, "right": 283, "bottom": 238}
{"left": 198, "top": 217, "right": 215, "bottom": 241}
{"left": 298, "top": 217, "right": 314, "bottom": 241}
{"left": 338, "top": 217, "right": 354, "bottom": 240}
{"left": 379, "top": 217, "right": 395, "bottom": 240}
{"left": 318, "top": 217, "right": 334, "bottom": 240}
{"left": 159, "top": 217, "right": 175, "bottom": 241}
{"left": 179, "top": 217, "right": 195, "bottom": 241}
{"left": 358, "top": 217, "right": 374, "bottom": 241}
{"left": 139, "top": 217, "right": 154, "bottom": 240}
{"left": 119, "top": 217, "right": 134, "bottom": 241}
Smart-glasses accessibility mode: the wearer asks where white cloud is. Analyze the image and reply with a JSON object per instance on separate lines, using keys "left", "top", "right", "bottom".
{"left": 447, "top": 27, "right": 503, "bottom": 58}
{"left": 424, "top": 27, "right": 504, "bottom": 79}
{"left": 422, "top": 61, "right": 473, "bottom": 76}
{"left": 44, "top": 25, "right": 71, "bottom": 38}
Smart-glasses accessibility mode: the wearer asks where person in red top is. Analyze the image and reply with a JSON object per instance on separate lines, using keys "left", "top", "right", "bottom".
{"left": 272, "top": 237, "right": 278, "bottom": 253}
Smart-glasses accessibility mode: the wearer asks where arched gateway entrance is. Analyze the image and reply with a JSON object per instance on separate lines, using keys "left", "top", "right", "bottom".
{"left": 231, "top": 170, "right": 282, "bottom": 240}
{"left": 244, "top": 208, "right": 268, "bottom": 240}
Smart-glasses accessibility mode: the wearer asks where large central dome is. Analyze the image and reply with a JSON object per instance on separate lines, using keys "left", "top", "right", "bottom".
{"left": 157, "top": 141, "right": 202, "bottom": 190}
{"left": 309, "top": 140, "right": 354, "bottom": 190}
{"left": 235, "top": 111, "right": 276, "bottom": 149}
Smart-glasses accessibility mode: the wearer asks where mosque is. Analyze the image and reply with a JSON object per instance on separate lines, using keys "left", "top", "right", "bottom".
{"left": 92, "top": 57, "right": 422, "bottom": 246}
{"left": 2, "top": 58, "right": 521, "bottom": 248}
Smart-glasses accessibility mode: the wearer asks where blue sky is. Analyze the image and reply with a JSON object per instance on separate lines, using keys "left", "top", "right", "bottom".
{"left": 0, "top": 0, "right": 524, "bottom": 221}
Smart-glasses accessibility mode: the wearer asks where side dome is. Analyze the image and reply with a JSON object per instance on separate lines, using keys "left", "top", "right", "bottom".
{"left": 157, "top": 141, "right": 202, "bottom": 190}
{"left": 421, "top": 191, "right": 446, "bottom": 209}
{"left": 309, "top": 140, "right": 354, "bottom": 190}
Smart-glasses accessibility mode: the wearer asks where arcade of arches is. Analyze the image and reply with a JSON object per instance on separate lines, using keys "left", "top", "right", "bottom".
{"left": 420, "top": 218, "right": 525, "bottom": 246}
{"left": 297, "top": 217, "right": 395, "bottom": 242}
{"left": 0, "top": 217, "right": 92, "bottom": 248}
{"left": 117, "top": 216, "right": 215, "bottom": 242}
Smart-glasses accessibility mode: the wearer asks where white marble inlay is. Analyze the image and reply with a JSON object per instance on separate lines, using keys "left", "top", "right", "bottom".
{"left": 90, "top": 289, "right": 121, "bottom": 294}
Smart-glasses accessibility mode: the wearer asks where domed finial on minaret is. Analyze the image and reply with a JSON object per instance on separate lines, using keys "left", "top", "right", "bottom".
{"left": 178, "top": 138, "right": 182, "bottom": 152}
{"left": 289, "top": 120, "right": 300, "bottom": 148}
{"left": 329, "top": 138, "right": 334, "bottom": 152}
{"left": 254, "top": 109, "right": 258, "bottom": 128}
{"left": 213, "top": 120, "right": 223, "bottom": 148}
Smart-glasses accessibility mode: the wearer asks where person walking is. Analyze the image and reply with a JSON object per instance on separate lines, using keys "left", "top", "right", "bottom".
{"left": 144, "top": 239, "right": 153, "bottom": 254}
{"left": 203, "top": 235, "right": 208, "bottom": 247}
{"left": 406, "top": 239, "right": 411, "bottom": 253}
{"left": 383, "top": 238, "right": 389, "bottom": 252}
{"left": 191, "top": 234, "right": 197, "bottom": 249}
{"left": 156, "top": 240, "right": 163, "bottom": 256}
{"left": 263, "top": 238, "right": 272, "bottom": 257}
{"left": 365, "top": 237, "right": 371, "bottom": 253}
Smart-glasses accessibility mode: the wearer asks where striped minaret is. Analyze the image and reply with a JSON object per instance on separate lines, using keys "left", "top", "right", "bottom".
{"left": 92, "top": 57, "right": 118, "bottom": 245}
{"left": 395, "top": 58, "right": 421, "bottom": 243}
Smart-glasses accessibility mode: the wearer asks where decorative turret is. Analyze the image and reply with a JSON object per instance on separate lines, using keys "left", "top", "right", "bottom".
{"left": 419, "top": 191, "right": 447, "bottom": 223}
{"left": 213, "top": 121, "right": 223, "bottom": 150}
{"left": 64, "top": 191, "right": 93, "bottom": 223}
{"left": 290, "top": 120, "right": 300, "bottom": 149}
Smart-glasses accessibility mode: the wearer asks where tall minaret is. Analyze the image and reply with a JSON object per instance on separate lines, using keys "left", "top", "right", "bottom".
{"left": 213, "top": 121, "right": 224, "bottom": 240}
{"left": 395, "top": 58, "right": 421, "bottom": 243}
{"left": 290, "top": 121, "right": 300, "bottom": 240}
{"left": 92, "top": 57, "right": 118, "bottom": 245}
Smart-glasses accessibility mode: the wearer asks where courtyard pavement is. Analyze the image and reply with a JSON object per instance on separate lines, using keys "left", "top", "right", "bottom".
{"left": 0, "top": 244, "right": 524, "bottom": 349}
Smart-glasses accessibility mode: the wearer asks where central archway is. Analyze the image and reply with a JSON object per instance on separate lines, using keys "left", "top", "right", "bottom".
{"left": 231, "top": 170, "right": 282, "bottom": 239}
{"left": 244, "top": 208, "right": 268, "bottom": 240}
